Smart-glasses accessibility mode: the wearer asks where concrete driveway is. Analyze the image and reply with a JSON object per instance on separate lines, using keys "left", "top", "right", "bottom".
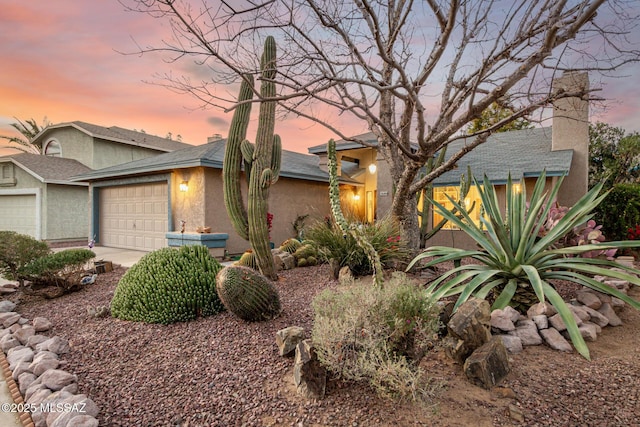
{"left": 51, "top": 245, "right": 148, "bottom": 269}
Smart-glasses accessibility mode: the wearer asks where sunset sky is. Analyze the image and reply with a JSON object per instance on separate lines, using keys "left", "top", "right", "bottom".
{"left": 1, "top": 1, "right": 639, "bottom": 156}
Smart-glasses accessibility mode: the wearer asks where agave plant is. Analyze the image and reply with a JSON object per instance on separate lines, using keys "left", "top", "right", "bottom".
{"left": 407, "top": 171, "right": 640, "bottom": 360}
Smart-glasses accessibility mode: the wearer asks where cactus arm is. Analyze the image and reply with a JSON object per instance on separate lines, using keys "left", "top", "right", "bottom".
{"left": 247, "top": 35, "right": 279, "bottom": 280}
{"left": 223, "top": 74, "right": 254, "bottom": 241}
{"left": 270, "top": 135, "right": 282, "bottom": 184}
{"left": 327, "top": 139, "right": 384, "bottom": 288}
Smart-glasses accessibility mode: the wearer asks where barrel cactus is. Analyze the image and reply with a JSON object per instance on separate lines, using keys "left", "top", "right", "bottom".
{"left": 279, "top": 238, "right": 302, "bottom": 254}
{"left": 235, "top": 250, "right": 258, "bottom": 270}
{"left": 216, "top": 265, "right": 281, "bottom": 322}
{"left": 110, "top": 245, "right": 224, "bottom": 324}
{"left": 293, "top": 243, "right": 318, "bottom": 267}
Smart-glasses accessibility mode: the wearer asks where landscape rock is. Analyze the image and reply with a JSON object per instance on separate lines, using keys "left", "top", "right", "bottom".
{"left": 463, "top": 336, "right": 511, "bottom": 389}
{"left": 26, "top": 384, "right": 51, "bottom": 405}
{"left": 276, "top": 326, "right": 305, "bottom": 357}
{"left": 12, "top": 360, "right": 32, "bottom": 381}
{"left": 29, "top": 356, "right": 61, "bottom": 376}
{"left": 531, "top": 315, "right": 548, "bottom": 330}
{"left": 540, "top": 328, "right": 573, "bottom": 352}
{"left": 527, "top": 302, "right": 557, "bottom": 318}
{"left": 39, "top": 369, "right": 77, "bottom": 391}
{"left": 498, "top": 334, "right": 523, "bottom": 354}
{"left": 293, "top": 339, "right": 327, "bottom": 400}
{"left": 512, "top": 319, "right": 542, "bottom": 346}
{"left": 569, "top": 305, "right": 591, "bottom": 322}
{"left": 578, "top": 323, "right": 599, "bottom": 342}
{"left": 33, "top": 316, "right": 53, "bottom": 332}
{"left": 36, "top": 336, "right": 70, "bottom": 354}
{"left": 1, "top": 312, "right": 21, "bottom": 328}
{"left": 597, "top": 303, "right": 622, "bottom": 326}
{"left": 548, "top": 311, "right": 582, "bottom": 332}
{"left": 445, "top": 298, "right": 491, "bottom": 364}
{"left": 65, "top": 415, "right": 99, "bottom": 427}
{"left": 576, "top": 290, "right": 602, "bottom": 309}
{"left": 26, "top": 334, "right": 50, "bottom": 349}
{"left": 0, "top": 334, "right": 20, "bottom": 352}
{"left": 13, "top": 325, "right": 36, "bottom": 345}
{"left": 18, "top": 371, "right": 38, "bottom": 395}
{"left": 7, "top": 345, "right": 34, "bottom": 367}
{"left": 580, "top": 305, "right": 609, "bottom": 327}
{"left": 490, "top": 309, "right": 516, "bottom": 332}
{"left": 0, "top": 300, "right": 16, "bottom": 312}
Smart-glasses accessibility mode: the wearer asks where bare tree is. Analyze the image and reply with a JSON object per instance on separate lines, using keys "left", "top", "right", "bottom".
{"left": 120, "top": 0, "right": 640, "bottom": 249}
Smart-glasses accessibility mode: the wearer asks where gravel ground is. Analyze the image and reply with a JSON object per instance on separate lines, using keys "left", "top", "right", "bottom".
{"left": 11, "top": 263, "right": 640, "bottom": 427}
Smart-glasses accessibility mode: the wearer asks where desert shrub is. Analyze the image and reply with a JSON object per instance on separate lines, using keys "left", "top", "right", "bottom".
{"left": 593, "top": 183, "right": 640, "bottom": 241}
{"left": 305, "top": 215, "right": 409, "bottom": 276}
{"left": 111, "top": 245, "right": 224, "bottom": 324}
{"left": 21, "top": 248, "right": 95, "bottom": 287}
{"left": 0, "top": 231, "right": 50, "bottom": 284}
{"left": 216, "top": 265, "right": 281, "bottom": 321}
{"left": 312, "top": 272, "right": 439, "bottom": 401}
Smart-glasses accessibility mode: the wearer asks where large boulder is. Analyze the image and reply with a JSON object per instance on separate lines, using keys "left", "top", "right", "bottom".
{"left": 444, "top": 298, "right": 491, "bottom": 364}
{"left": 464, "top": 336, "right": 511, "bottom": 389}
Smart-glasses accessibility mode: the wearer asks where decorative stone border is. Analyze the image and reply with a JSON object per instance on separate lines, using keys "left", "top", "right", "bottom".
{"left": 0, "top": 298, "right": 100, "bottom": 427}
{"left": 1, "top": 351, "right": 34, "bottom": 427}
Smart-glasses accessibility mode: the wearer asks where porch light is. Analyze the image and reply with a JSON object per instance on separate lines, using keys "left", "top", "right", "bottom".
{"left": 368, "top": 163, "right": 377, "bottom": 174}
{"left": 353, "top": 193, "right": 361, "bottom": 201}
{"left": 179, "top": 181, "right": 189, "bottom": 192}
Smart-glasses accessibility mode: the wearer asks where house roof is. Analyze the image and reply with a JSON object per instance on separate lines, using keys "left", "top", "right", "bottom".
{"left": 307, "top": 132, "right": 378, "bottom": 154}
{"left": 309, "top": 127, "right": 573, "bottom": 185}
{"left": 0, "top": 153, "right": 92, "bottom": 185}
{"left": 72, "top": 140, "right": 358, "bottom": 184}
{"left": 32, "top": 121, "right": 193, "bottom": 153}
{"left": 432, "top": 127, "right": 573, "bottom": 186}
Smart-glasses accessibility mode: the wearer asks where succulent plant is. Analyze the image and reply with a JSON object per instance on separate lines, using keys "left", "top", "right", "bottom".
{"left": 216, "top": 265, "right": 281, "bottom": 322}
{"left": 223, "top": 36, "right": 281, "bottom": 280}
{"left": 110, "top": 245, "right": 224, "bottom": 324}
{"left": 279, "top": 238, "right": 302, "bottom": 254}
{"left": 235, "top": 250, "right": 258, "bottom": 270}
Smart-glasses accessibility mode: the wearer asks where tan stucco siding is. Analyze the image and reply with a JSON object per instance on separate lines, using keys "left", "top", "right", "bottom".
{"left": 43, "top": 184, "right": 89, "bottom": 241}
{"left": 172, "top": 169, "right": 332, "bottom": 255}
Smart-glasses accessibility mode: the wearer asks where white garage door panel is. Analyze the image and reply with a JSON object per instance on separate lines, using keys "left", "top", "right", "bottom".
{"left": 100, "top": 182, "right": 168, "bottom": 251}
{"left": 0, "top": 194, "right": 37, "bottom": 237}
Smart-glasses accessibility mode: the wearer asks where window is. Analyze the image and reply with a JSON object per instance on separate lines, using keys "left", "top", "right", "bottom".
{"left": 433, "top": 185, "right": 484, "bottom": 229}
{"left": 44, "top": 140, "right": 62, "bottom": 157}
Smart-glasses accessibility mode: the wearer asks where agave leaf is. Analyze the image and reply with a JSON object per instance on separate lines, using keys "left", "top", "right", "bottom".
{"left": 407, "top": 247, "right": 482, "bottom": 270}
{"left": 542, "top": 282, "right": 590, "bottom": 360}
{"left": 521, "top": 264, "right": 547, "bottom": 307}
{"left": 454, "top": 270, "right": 503, "bottom": 310}
{"left": 491, "top": 278, "right": 518, "bottom": 310}
{"left": 547, "top": 271, "right": 640, "bottom": 310}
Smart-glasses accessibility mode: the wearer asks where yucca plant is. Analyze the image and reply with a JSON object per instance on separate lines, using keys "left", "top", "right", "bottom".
{"left": 407, "top": 171, "right": 640, "bottom": 360}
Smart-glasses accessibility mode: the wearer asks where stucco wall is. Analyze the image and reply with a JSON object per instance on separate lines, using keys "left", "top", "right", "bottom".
{"left": 43, "top": 184, "right": 89, "bottom": 241}
{"left": 190, "top": 169, "right": 332, "bottom": 255}
{"left": 42, "top": 128, "right": 94, "bottom": 168}
{"left": 170, "top": 167, "right": 207, "bottom": 233}
{"left": 93, "top": 138, "right": 164, "bottom": 170}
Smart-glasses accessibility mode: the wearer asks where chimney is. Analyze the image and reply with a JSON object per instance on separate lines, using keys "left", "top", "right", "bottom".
{"left": 552, "top": 71, "right": 589, "bottom": 206}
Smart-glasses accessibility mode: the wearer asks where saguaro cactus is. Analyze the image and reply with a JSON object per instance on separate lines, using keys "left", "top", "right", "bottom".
{"left": 223, "top": 36, "right": 281, "bottom": 280}
{"left": 327, "top": 139, "right": 384, "bottom": 287}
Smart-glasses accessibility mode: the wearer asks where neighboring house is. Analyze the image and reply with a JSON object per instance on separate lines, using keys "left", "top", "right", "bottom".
{"left": 308, "top": 72, "right": 590, "bottom": 249}
{"left": 0, "top": 121, "right": 192, "bottom": 241}
{"left": 72, "top": 140, "right": 359, "bottom": 254}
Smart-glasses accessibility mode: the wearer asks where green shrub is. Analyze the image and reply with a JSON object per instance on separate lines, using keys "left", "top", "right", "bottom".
{"left": 111, "top": 245, "right": 224, "bottom": 324}
{"left": 593, "top": 183, "right": 640, "bottom": 241}
{"left": 312, "top": 272, "right": 439, "bottom": 401}
{"left": 0, "top": 231, "right": 50, "bottom": 284}
{"left": 216, "top": 265, "right": 281, "bottom": 321}
{"left": 305, "top": 215, "right": 409, "bottom": 276}
{"left": 21, "top": 248, "right": 95, "bottom": 287}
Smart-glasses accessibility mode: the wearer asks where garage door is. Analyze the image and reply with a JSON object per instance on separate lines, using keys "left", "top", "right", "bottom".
{"left": 99, "top": 182, "right": 168, "bottom": 251}
{"left": 0, "top": 194, "right": 37, "bottom": 237}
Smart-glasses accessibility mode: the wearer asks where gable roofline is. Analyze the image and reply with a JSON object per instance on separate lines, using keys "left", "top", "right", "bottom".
{"left": 71, "top": 140, "right": 359, "bottom": 185}
{"left": 31, "top": 121, "right": 194, "bottom": 153}
{"left": 1, "top": 154, "right": 90, "bottom": 186}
